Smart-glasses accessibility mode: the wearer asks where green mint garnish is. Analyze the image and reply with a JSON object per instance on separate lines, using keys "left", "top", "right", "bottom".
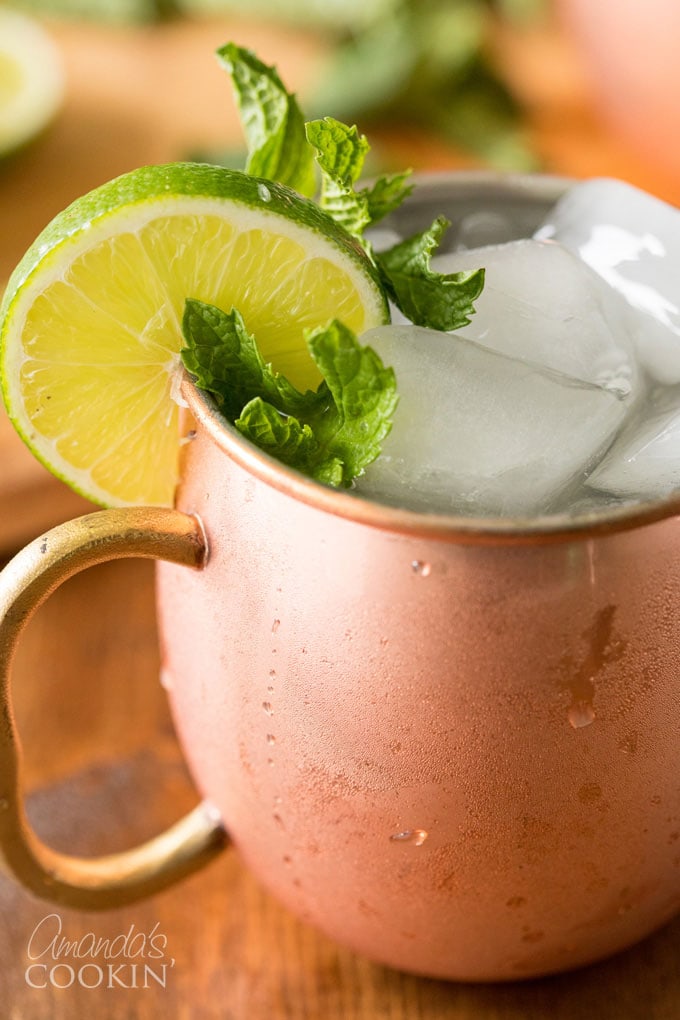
{"left": 217, "top": 43, "right": 316, "bottom": 198}
{"left": 182, "top": 42, "right": 487, "bottom": 487}
{"left": 179, "top": 299, "right": 312, "bottom": 420}
{"left": 376, "top": 216, "right": 485, "bottom": 331}
{"left": 216, "top": 47, "right": 482, "bottom": 333}
{"left": 305, "top": 116, "right": 413, "bottom": 238}
{"left": 180, "top": 300, "right": 397, "bottom": 487}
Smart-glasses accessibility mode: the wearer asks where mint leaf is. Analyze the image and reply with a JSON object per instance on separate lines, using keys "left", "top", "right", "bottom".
{"left": 376, "top": 217, "right": 485, "bottom": 330}
{"left": 305, "top": 117, "right": 371, "bottom": 235}
{"left": 365, "top": 170, "right": 414, "bottom": 225}
{"left": 217, "top": 43, "right": 316, "bottom": 198}
{"left": 180, "top": 299, "right": 312, "bottom": 419}
{"left": 236, "top": 397, "right": 318, "bottom": 465}
{"left": 305, "top": 320, "right": 397, "bottom": 483}
{"left": 305, "top": 117, "right": 369, "bottom": 191}
{"left": 181, "top": 301, "right": 397, "bottom": 487}
{"left": 305, "top": 116, "right": 413, "bottom": 238}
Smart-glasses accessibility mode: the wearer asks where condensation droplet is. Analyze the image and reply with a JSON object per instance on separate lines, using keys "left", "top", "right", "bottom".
{"left": 262, "top": 701, "right": 273, "bottom": 716}
{"left": 179, "top": 428, "right": 197, "bottom": 446}
{"left": 269, "top": 669, "right": 276, "bottom": 677}
{"left": 411, "top": 560, "right": 431, "bottom": 577}
{"left": 390, "top": 828, "right": 428, "bottom": 846}
{"left": 257, "top": 182, "right": 272, "bottom": 202}
{"left": 266, "top": 733, "right": 276, "bottom": 745}
{"left": 272, "top": 619, "right": 280, "bottom": 633}
{"left": 159, "top": 669, "right": 173, "bottom": 692}
{"left": 568, "top": 702, "right": 596, "bottom": 729}
{"left": 273, "top": 812, "right": 285, "bottom": 828}
{"left": 0, "top": 798, "right": 9, "bottom": 811}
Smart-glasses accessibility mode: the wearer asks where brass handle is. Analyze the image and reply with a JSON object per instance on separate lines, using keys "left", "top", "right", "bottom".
{"left": 0, "top": 507, "right": 227, "bottom": 909}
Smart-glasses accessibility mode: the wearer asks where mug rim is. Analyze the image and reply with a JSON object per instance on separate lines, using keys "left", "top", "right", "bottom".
{"left": 183, "top": 170, "right": 680, "bottom": 548}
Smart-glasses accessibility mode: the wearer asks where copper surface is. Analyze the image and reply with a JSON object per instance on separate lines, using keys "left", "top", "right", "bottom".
{"left": 157, "top": 401, "right": 680, "bottom": 980}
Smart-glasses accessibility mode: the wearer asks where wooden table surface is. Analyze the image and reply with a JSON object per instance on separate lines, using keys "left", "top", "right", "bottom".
{"left": 1, "top": 12, "right": 680, "bottom": 1019}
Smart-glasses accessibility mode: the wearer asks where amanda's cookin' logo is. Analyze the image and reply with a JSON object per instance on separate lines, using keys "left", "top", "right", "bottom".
{"left": 25, "top": 913, "right": 175, "bottom": 990}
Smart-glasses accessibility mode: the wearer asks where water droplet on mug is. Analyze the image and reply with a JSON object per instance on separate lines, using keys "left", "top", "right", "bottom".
{"left": 262, "top": 701, "right": 273, "bottom": 716}
{"left": 266, "top": 733, "right": 276, "bottom": 745}
{"left": 269, "top": 668, "right": 276, "bottom": 677}
{"left": 0, "top": 798, "right": 9, "bottom": 811}
{"left": 180, "top": 428, "right": 197, "bottom": 446}
{"left": 411, "top": 560, "right": 431, "bottom": 577}
{"left": 390, "top": 828, "right": 428, "bottom": 846}
{"left": 257, "top": 182, "right": 272, "bottom": 202}
{"left": 568, "top": 702, "right": 596, "bottom": 729}
{"left": 273, "top": 813, "right": 285, "bottom": 829}
{"left": 272, "top": 619, "right": 281, "bottom": 633}
{"left": 159, "top": 669, "right": 173, "bottom": 692}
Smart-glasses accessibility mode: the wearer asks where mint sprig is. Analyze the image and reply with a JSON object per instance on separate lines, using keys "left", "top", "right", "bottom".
{"left": 305, "top": 116, "right": 413, "bottom": 238}
{"left": 181, "top": 300, "right": 397, "bottom": 486}
{"left": 217, "top": 43, "right": 316, "bottom": 198}
{"left": 185, "top": 42, "right": 487, "bottom": 487}
{"left": 179, "top": 299, "right": 312, "bottom": 419}
{"left": 218, "top": 46, "right": 483, "bottom": 333}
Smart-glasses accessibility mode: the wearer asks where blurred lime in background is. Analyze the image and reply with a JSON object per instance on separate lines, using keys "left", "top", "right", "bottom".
{"left": 0, "top": 7, "right": 64, "bottom": 158}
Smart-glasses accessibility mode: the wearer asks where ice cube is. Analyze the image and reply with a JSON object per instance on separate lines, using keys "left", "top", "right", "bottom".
{"left": 454, "top": 209, "right": 523, "bottom": 250}
{"left": 585, "top": 386, "right": 680, "bottom": 500}
{"left": 364, "top": 226, "right": 403, "bottom": 253}
{"left": 355, "top": 325, "right": 630, "bottom": 517}
{"left": 555, "top": 491, "right": 634, "bottom": 517}
{"left": 535, "top": 178, "right": 680, "bottom": 385}
{"left": 430, "top": 238, "right": 639, "bottom": 397}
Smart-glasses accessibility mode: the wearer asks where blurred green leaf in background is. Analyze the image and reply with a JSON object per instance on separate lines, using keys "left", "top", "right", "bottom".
{"left": 5, "top": 0, "right": 546, "bottom": 169}
{"left": 5, "top": 0, "right": 177, "bottom": 22}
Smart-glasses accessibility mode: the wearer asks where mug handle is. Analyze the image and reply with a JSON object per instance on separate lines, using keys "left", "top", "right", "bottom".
{"left": 0, "top": 506, "right": 227, "bottom": 909}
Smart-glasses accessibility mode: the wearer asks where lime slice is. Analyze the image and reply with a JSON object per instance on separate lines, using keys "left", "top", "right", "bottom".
{"left": 0, "top": 163, "right": 388, "bottom": 507}
{"left": 0, "top": 9, "right": 64, "bottom": 158}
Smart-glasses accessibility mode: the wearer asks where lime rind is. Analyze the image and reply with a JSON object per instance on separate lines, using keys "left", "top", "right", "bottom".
{"left": 1, "top": 164, "right": 385, "bottom": 321}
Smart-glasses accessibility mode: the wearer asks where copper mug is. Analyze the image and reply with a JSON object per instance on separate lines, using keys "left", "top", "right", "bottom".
{"left": 1, "top": 174, "right": 679, "bottom": 983}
